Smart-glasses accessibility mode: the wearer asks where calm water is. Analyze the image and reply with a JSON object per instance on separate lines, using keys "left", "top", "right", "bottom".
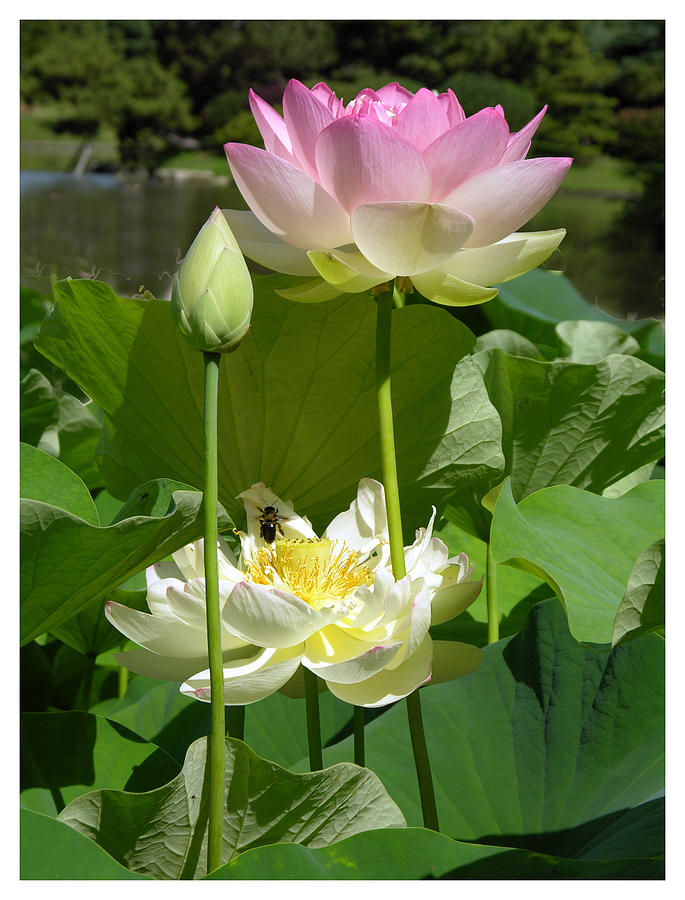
{"left": 20, "top": 171, "right": 664, "bottom": 320}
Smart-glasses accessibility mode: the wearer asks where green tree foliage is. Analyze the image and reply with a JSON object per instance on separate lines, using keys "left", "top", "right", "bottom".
{"left": 20, "top": 21, "right": 195, "bottom": 171}
{"left": 21, "top": 20, "right": 663, "bottom": 170}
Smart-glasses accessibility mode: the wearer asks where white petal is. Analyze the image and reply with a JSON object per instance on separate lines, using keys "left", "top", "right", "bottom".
{"left": 222, "top": 209, "right": 317, "bottom": 276}
{"left": 181, "top": 645, "right": 304, "bottom": 705}
{"left": 431, "top": 579, "right": 482, "bottom": 626}
{"left": 351, "top": 201, "right": 474, "bottom": 276}
{"left": 105, "top": 600, "right": 208, "bottom": 657}
{"left": 403, "top": 507, "right": 437, "bottom": 573}
{"left": 144, "top": 575, "right": 184, "bottom": 618}
{"left": 384, "top": 581, "right": 432, "bottom": 669}
{"left": 429, "top": 640, "right": 483, "bottom": 684}
{"left": 237, "top": 482, "right": 317, "bottom": 547}
{"left": 304, "top": 642, "right": 401, "bottom": 684}
{"left": 222, "top": 581, "right": 346, "bottom": 648}
{"left": 325, "top": 634, "right": 433, "bottom": 707}
{"left": 114, "top": 647, "right": 209, "bottom": 682}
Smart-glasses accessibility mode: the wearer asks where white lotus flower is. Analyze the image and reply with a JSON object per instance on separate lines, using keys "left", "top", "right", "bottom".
{"left": 106, "top": 478, "right": 482, "bottom": 708}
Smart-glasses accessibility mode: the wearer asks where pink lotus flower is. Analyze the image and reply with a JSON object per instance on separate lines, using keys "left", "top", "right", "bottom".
{"left": 223, "top": 80, "right": 572, "bottom": 306}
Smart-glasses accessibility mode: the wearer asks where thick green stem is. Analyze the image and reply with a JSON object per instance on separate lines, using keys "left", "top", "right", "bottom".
{"left": 304, "top": 668, "right": 323, "bottom": 770}
{"left": 117, "top": 663, "right": 129, "bottom": 700}
{"left": 374, "top": 288, "right": 439, "bottom": 832}
{"left": 406, "top": 691, "right": 440, "bottom": 831}
{"left": 203, "top": 350, "right": 225, "bottom": 874}
{"left": 487, "top": 540, "right": 499, "bottom": 644}
{"left": 375, "top": 292, "right": 406, "bottom": 580}
{"left": 353, "top": 706, "right": 365, "bottom": 767}
{"left": 227, "top": 706, "right": 245, "bottom": 741}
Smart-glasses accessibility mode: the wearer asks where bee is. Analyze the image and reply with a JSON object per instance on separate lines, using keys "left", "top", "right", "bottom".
{"left": 258, "top": 505, "right": 285, "bottom": 544}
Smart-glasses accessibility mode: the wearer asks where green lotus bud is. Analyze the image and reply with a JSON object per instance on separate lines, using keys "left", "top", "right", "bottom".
{"left": 171, "top": 207, "right": 253, "bottom": 353}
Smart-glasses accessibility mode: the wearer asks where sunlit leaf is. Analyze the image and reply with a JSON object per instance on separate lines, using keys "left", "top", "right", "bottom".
{"left": 490, "top": 479, "right": 664, "bottom": 643}
{"left": 59, "top": 736, "right": 406, "bottom": 879}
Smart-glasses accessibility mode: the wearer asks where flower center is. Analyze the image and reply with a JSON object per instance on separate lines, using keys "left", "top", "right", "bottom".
{"left": 246, "top": 538, "right": 372, "bottom": 609}
{"left": 345, "top": 90, "right": 407, "bottom": 126}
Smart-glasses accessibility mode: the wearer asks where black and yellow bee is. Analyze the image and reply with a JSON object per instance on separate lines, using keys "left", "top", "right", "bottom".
{"left": 257, "top": 505, "right": 285, "bottom": 544}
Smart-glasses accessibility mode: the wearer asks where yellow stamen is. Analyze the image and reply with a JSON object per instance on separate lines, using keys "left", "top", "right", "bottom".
{"left": 245, "top": 538, "right": 371, "bottom": 609}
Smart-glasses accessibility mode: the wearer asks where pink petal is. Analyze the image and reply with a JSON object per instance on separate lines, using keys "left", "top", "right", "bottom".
{"left": 394, "top": 87, "right": 451, "bottom": 152}
{"left": 501, "top": 106, "right": 547, "bottom": 163}
{"left": 310, "top": 81, "right": 345, "bottom": 116}
{"left": 424, "top": 107, "right": 509, "bottom": 202}
{"left": 437, "top": 88, "right": 465, "bottom": 127}
{"left": 375, "top": 82, "right": 415, "bottom": 107}
{"left": 441, "top": 156, "right": 573, "bottom": 248}
{"left": 248, "top": 89, "right": 297, "bottom": 166}
{"left": 225, "top": 142, "right": 353, "bottom": 250}
{"left": 315, "top": 115, "right": 431, "bottom": 213}
{"left": 283, "top": 78, "right": 336, "bottom": 180}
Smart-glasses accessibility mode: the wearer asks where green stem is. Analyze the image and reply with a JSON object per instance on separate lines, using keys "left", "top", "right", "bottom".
{"left": 374, "top": 287, "right": 439, "bottom": 832}
{"left": 487, "top": 540, "right": 499, "bottom": 644}
{"left": 406, "top": 691, "right": 440, "bottom": 831}
{"left": 353, "top": 706, "right": 365, "bottom": 767}
{"left": 303, "top": 668, "right": 323, "bottom": 770}
{"left": 117, "top": 663, "right": 129, "bottom": 700}
{"left": 375, "top": 291, "right": 406, "bottom": 580}
{"left": 227, "top": 706, "right": 245, "bottom": 741}
{"left": 203, "top": 350, "right": 225, "bottom": 875}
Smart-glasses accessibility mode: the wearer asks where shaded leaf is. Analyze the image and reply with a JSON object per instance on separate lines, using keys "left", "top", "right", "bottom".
{"left": 59, "top": 736, "right": 406, "bottom": 880}
{"left": 21, "top": 710, "right": 180, "bottom": 816}
{"left": 92, "top": 676, "right": 353, "bottom": 769}
{"left": 323, "top": 598, "right": 664, "bottom": 862}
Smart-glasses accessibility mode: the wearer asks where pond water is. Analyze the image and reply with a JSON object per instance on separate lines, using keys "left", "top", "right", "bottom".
{"left": 20, "top": 170, "right": 664, "bottom": 321}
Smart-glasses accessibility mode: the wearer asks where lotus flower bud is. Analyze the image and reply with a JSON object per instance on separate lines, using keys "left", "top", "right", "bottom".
{"left": 171, "top": 207, "right": 253, "bottom": 353}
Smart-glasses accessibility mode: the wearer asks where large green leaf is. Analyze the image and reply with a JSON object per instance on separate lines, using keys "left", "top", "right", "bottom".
{"left": 490, "top": 479, "right": 664, "bottom": 643}
{"left": 612, "top": 538, "right": 665, "bottom": 646}
{"left": 20, "top": 479, "right": 231, "bottom": 644}
{"left": 323, "top": 598, "right": 664, "bottom": 861}
{"left": 35, "top": 276, "right": 503, "bottom": 535}
{"left": 487, "top": 269, "right": 664, "bottom": 368}
{"left": 21, "top": 442, "right": 98, "bottom": 525}
{"left": 21, "top": 809, "right": 150, "bottom": 880}
{"left": 207, "top": 827, "right": 664, "bottom": 879}
{"left": 59, "top": 736, "right": 406, "bottom": 880}
{"left": 21, "top": 711, "right": 180, "bottom": 816}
